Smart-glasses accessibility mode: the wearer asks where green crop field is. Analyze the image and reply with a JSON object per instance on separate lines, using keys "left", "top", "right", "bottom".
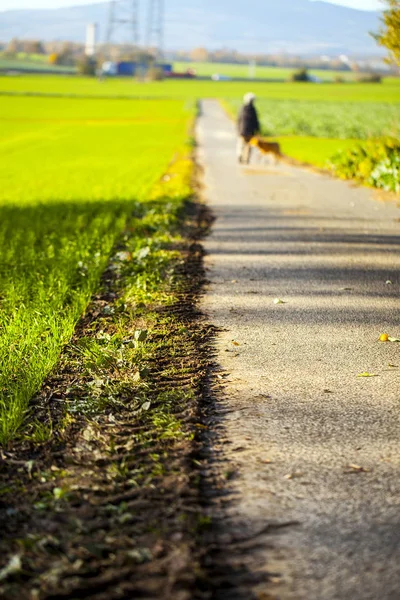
{"left": 1, "top": 74, "right": 400, "bottom": 103}
{"left": 227, "top": 98, "right": 400, "bottom": 139}
{"left": 0, "top": 91, "right": 193, "bottom": 443}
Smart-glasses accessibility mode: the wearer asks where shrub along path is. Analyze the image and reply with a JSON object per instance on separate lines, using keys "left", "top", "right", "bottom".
{"left": 197, "top": 100, "right": 400, "bottom": 599}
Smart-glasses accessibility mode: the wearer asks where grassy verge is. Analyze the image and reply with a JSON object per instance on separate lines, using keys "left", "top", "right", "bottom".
{"left": 25, "top": 153, "right": 196, "bottom": 441}
{"left": 0, "top": 94, "right": 193, "bottom": 445}
{"left": 279, "top": 137, "right": 358, "bottom": 168}
{"left": 0, "top": 148, "right": 214, "bottom": 598}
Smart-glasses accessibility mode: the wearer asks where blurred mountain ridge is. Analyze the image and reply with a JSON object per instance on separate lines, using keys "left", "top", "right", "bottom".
{"left": 0, "top": 0, "right": 382, "bottom": 55}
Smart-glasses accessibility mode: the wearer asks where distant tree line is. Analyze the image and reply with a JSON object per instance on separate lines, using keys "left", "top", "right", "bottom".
{"left": 175, "top": 47, "right": 397, "bottom": 74}
{"left": 0, "top": 35, "right": 398, "bottom": 76}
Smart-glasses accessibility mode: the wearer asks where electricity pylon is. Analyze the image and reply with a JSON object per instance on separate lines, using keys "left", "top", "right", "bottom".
{"left": 106, "top": 0, "right": 140, "bottom": 45}
{"left": 146, "top": 0, "right": 164, "bottom": 59}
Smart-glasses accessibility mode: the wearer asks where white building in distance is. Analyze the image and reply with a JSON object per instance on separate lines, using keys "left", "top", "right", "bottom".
{"left": 85, "top": 23, "right": 98, "bottom": 57}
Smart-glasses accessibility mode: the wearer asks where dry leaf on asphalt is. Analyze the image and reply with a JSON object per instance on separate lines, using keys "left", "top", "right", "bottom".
{"left": 273, "top": 298, "right": 286, "bottom": 305}
{"left": 344, "top": 464, "right": 371, "bottom": 473}
{"left": 285, "top": 472, "right": 304, "bottom": 480}
{"left": 379, "top": 334, "right": 400, "bottom": 343}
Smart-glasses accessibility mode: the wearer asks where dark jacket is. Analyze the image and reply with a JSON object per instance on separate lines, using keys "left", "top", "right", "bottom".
{"left": 238, "top": 102, "right": 260, "bottom": 139}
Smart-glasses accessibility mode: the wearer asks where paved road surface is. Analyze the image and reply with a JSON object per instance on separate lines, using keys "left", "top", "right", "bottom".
{"left": 197, "top": 100, "right": 400, "bottom": 600}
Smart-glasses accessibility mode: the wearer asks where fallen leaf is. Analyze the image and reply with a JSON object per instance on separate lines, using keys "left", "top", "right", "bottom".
{"left": 340, "top": 287, "right": 353, "bottom": 291}
{"left": 134, "top": 329, "right": 148, "bottom": 342}
{"left": 379, "top": 333, "right": 389, "bottom": 342}
{"left": 386, "top": 280, "right": 393, "bottom": 285}
{"left": 357, "top": 372, "right": 378, "bottom": 378}
{"left": 388, "top": 336, "right": 400, "bottom": 343}
{"left": 0, "top": 555, "right": 22, "bottom": 582}
{"left": 53, "top": 487, "right": 66, "bottom": 500}
{"left": 139, "top": 367, "right": 150, "bottom": 378}
{"left": 285, "top": 472, "right": 304, "bottom": 480}
{"left": 136, "top": 246, "right": 151, "bottom": 260}
{"left": 388, "top": 364, "right": 398, "bottom": 368}
{"left": 344, "top": 464, "right": 371, "bottom": 473}
{"left": 82, "top": 425, "right": 100, "bottom": 442}
{"left": 232, "top": 341, "right": 240, "bottom": 346}
{"left": 115, "top": 251, "right": 131, "bottom": 262}
{"left": 25, "top": 460, "right": 35, "bottom": 476}
{"left": 273, "top": 298, "right": 286, "bottom": 305}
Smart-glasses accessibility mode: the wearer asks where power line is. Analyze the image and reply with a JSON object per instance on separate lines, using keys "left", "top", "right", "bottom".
{"left": 146, "top": 0, "right": 164, "bottom": 58}
{"left": 106, "top": 0, "right": 140, "bottom": 46}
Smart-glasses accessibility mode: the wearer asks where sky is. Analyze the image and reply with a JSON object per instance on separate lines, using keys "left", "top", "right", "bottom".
{"left": 0, "top": 0, "right": 384, "bottom": 11}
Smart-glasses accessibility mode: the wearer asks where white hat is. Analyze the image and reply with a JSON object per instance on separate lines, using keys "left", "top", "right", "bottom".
{"left": 244, "top": 92, "right": 256, "bottom": 104}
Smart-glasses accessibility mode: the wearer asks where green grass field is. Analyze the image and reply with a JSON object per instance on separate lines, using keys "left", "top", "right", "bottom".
{"left": 1, "top": 74, "right": 400, "bottom": 103}
{"left": 279, "top": 137, "right": 358, "bottom": 168}
{"left": 0, "top": 92, "right": 193, "bottom": 443}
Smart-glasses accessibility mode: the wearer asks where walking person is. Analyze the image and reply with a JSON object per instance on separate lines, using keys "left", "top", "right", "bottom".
{"left": 237, "top": 93, "right": 260, "bottom": 164}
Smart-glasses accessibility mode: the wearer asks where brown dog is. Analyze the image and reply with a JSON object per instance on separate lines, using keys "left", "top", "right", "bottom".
{"left": 250, "top": 137, "right": 282, "bottom": 164}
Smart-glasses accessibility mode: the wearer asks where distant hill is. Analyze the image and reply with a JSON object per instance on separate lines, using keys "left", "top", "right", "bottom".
{"left": 0, "top": 0, "right": 383, "bottom": 56}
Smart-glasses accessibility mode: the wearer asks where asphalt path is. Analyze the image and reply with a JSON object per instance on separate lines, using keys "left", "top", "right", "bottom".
{"left": 197, "top": 100, "right": 400, "bottom": 600}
